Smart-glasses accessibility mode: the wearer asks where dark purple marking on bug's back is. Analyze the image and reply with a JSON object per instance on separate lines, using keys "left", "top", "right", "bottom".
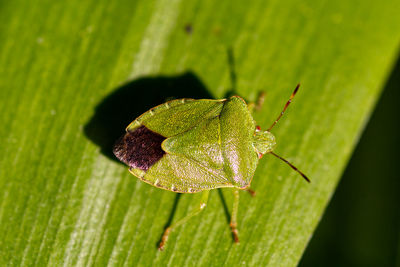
{"left": 113, "top": 125, "right": 166, "bottom": 171}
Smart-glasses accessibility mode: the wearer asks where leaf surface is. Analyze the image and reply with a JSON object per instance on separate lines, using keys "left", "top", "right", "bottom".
{"left": 1, "top": 0, "right": 399, "bottom": 266}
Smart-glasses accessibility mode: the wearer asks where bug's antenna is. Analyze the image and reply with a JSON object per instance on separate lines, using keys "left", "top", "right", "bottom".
{"left": 270, "top": 151, "right": 310, "bottom": 183}
{"left": 267, "top": 84, "right": 300, "bottom": 131}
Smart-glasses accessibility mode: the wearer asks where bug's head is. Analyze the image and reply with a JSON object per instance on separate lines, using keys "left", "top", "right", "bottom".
{"left": 253, "top": 127, "right": 276, "bottom": 156}
{"left": 251, "top": 84, "right": 310, "bottom": 183}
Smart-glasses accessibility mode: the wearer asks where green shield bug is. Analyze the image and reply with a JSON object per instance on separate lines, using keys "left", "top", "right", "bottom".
{"left": 113, "top": 84, "right": 309, "bottom": 250}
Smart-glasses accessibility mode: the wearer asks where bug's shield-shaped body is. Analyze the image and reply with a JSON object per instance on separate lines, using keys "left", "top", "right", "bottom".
{"left": 113, "top": 96, "right": 259, "bottom": 193}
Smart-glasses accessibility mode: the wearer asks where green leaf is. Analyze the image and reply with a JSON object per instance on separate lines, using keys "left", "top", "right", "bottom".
{"left": 0, "top": 0, "right": 399, "bottom": 266}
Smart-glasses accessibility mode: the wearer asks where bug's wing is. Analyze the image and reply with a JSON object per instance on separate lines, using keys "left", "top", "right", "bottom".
{"left": 146, "top": 115, "right": 231, "bottom": 193}
{"left": 163, "top": 116, "right": 224, "bottom": 170}
{"left": 127, "top": 99, "right": 225, "bottom": 137}
{"left": 139, "top": 153, "right": 233, "bottom": 193}
{"left": 125, "top": 99, "right": 231, "bottom": 193}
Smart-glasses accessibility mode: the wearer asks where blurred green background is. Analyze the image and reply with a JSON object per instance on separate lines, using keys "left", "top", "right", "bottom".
{"left": 1, "top": 0, "right": 399, "bottom": 266}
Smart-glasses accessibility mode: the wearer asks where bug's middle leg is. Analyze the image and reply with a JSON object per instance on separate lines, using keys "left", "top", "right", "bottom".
{"left": 230, "top": 189, "right": 240, "bottom": 243}
{"left": 158, "top": 190, "right": 210, "bottom": 250}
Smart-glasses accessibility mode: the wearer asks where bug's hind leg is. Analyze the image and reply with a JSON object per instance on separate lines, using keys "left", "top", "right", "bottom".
{"left": 158, "top": 190, "right": 210, "bottom": 250}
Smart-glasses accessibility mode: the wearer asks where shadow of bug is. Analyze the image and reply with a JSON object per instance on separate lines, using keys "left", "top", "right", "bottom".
{"left": 84, "top": 72, "right": 213, "bottom": 163}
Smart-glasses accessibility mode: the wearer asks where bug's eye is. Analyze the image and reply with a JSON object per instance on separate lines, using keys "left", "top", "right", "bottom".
{"left": 253, "top": 130, "right": 276, "bottom": 155}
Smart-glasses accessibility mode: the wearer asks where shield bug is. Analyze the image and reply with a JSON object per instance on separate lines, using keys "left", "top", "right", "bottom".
{"left": 113, "top": 84, "right": 309, "bottom": 250}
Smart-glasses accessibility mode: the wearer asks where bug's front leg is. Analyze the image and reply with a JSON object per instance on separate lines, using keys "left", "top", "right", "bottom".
{"left": 244, "top": 187, "right": 256, "bottom": 197}
{"left": 230, "top": 189, "right": 240, "bottom": 243}
{"left": 158, "top": 190, "right": 210, "bottom": 250}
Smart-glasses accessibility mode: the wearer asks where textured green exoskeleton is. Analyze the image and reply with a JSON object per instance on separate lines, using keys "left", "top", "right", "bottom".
{"left": 113, "top": 85, "right": 309, "bottom": 250}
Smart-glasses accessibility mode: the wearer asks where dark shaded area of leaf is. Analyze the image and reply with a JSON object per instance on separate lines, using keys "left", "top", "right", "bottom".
{"left": 300, "top": 52, "right": 400, "bottom": 266}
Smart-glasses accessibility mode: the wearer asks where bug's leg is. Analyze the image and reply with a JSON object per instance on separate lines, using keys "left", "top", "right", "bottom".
{"left": 158, "top": 190, "right": 210, "bottom": 250}
{"left": 248, "top": 91, "right": 266, "bottom": 113}
{"left": 230, "top": 189, "right": 240, "bottom": 243}
{"left": 254, "top": 91, "right": 266, "bottom": 111}
{"left": 244, "top": 188, "right": 256, "bottom": 197}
